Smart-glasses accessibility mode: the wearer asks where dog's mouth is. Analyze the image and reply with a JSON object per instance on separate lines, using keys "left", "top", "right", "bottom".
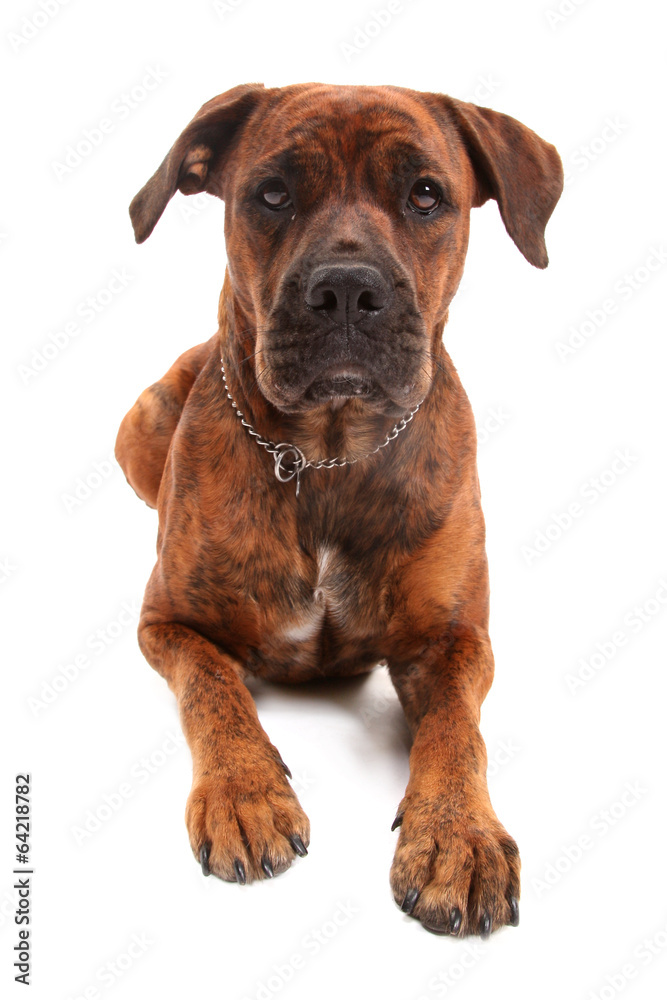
{"left": 262, "top": 351, "right": 426, "bottom": 417}
{"left": 305, "top": 364, "right": 376, "bottom": 403}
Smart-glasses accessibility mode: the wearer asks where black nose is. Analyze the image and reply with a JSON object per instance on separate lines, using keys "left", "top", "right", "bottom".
{"left": 305, "top": 265, "right": 390, "bottom": 325}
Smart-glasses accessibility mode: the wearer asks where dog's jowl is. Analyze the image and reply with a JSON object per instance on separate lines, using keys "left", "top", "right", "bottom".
{"left": 116, "top": 83, "right": 562, "bottom": 936}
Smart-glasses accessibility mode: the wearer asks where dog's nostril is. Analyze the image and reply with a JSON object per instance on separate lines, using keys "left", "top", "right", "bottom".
{"left": 312, "top": 289, "right": 338, "bottom": 312}
{"left": 357, "top": 289, "right": 382, "bottom": 312}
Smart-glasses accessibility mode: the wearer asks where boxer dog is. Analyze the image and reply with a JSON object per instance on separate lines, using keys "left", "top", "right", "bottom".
{"left": 116, "top": 82, "right": 562, "bottom": 937}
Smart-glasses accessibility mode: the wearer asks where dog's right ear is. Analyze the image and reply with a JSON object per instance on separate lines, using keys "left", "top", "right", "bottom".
{"left": 129, "top": 83, "right": 266, "bottom": 243}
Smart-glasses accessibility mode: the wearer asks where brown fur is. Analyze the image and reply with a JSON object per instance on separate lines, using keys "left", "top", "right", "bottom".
{"left": 116, "top": 82, "right": 562, "bottom": 935}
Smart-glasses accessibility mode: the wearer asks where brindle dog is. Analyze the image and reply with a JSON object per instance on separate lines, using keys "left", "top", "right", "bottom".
{"left": 116, "top": 82, "right": 562, "bottom": 937}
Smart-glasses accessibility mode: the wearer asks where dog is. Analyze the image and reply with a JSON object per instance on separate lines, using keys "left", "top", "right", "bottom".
{"left": 115, "top": 82, "right": 563, "bottom": 937}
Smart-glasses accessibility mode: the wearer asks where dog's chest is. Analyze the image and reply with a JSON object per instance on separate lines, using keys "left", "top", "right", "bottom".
{"left": 249, "top": 543, "right": 387, "bottom": 679}
{"left": 282, "top": 544, "right": 339, "bottom": 635}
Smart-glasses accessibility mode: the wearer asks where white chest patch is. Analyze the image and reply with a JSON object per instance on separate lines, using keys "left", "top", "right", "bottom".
{"left": 313, "top": 545, "right": 336, "bottom": 605}
{"left": 280, "top": 545, "right": 346, "bottom": 646}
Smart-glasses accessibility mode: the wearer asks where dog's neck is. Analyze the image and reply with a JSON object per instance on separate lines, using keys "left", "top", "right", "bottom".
{"left": 217, "top": 277, "right": 430, "bottom": 466}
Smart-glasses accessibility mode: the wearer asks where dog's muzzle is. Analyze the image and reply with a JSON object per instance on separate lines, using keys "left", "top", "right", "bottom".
{"left": 301, "top": 263, "right": 392, "bottom": 401}
{"left": 261, "top": 256, "right": 427, "bottom": 412}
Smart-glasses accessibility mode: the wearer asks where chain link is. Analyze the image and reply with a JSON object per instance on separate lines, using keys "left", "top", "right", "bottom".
{"left": 220, "top": 358, "right": 423, "bottom": 494}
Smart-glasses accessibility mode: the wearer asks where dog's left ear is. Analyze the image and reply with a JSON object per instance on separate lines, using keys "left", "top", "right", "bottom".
{"left": 437, "top": 97, "right": 563, "bottom": 268}
{"left": 129, "top": 83, "right": 266, "bottom": 243}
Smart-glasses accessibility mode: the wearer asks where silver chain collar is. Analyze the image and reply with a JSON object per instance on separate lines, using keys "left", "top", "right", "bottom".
{"left": 220, "top": 358, "right": 423, "bottom": 496}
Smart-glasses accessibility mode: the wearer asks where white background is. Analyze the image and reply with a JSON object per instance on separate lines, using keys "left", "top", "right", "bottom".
{"left": 2, "top": 1, "right": 666, "bottom": 998}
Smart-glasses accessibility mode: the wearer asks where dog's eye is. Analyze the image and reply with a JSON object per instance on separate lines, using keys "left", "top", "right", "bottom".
{"left": 408, "top": 179, "right": 441, "bottom": 214}
{"left": 258, "top": 179, "right": 292, "bottom": 210}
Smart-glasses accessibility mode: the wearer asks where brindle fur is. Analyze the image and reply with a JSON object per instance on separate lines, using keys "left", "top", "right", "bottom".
{"left": 116, "top": 82, "right": 562, "bottom": 935}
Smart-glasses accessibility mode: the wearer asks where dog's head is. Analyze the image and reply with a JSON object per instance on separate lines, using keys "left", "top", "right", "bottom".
{"left": 130, "top": 83, "right": 562, "bottom": 418}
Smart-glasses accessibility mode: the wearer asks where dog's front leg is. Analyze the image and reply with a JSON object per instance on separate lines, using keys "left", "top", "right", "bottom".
{"left": 388, "top": 625, "right": 520, "bottom": 936}
{"left": 139, "top": 620, "right": 310, "bottom": 882}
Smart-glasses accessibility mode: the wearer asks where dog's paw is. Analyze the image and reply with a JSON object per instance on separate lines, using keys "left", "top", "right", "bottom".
{"left": 390, "top": 793, "right": 520, "bottom": 936}
{"left": 186, "top": 757, "right": 310, "bottom": 883}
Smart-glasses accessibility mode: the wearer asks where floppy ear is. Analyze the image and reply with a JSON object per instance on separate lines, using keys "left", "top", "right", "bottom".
{"left": 440, "top": 97, "right": 563, "bottom": 268}
{"left": 129, "top": 83, "right": 266, "bottom": 243}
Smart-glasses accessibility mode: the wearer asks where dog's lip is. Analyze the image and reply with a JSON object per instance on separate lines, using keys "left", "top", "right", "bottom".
{"left": 315, "top": 362, "right": 371, "bottom": 381}
{"left": 306, "top": 363, "right": 376, "bottom": 399}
